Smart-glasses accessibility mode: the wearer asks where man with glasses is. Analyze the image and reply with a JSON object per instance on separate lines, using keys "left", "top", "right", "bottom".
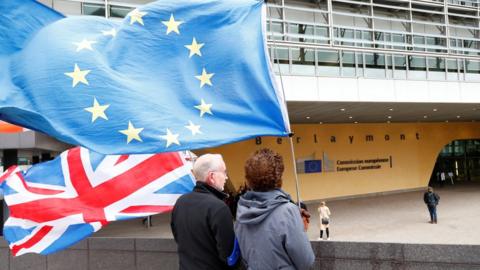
{"left": 171, "top": 154, "right": 240, "bottom": 270}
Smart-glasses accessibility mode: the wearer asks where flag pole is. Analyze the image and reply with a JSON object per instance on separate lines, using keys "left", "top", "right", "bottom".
{"left": 288, "top": 136, "right": 302, "bottom": 207}
{"left": 266, "top": 0, "right": 302, "bottom": 206}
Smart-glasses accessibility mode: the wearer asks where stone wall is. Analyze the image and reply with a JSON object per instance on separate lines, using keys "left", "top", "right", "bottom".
{"left": 1, "top": 238, "right": 479, "bottom": 270}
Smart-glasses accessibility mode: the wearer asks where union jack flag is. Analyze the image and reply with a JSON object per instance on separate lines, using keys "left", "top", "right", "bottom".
{"left": 1, "top": 147, "right": 195, "bottom": 256}
{"left": 0, "top": 165, "right": 19, "bottom": 195}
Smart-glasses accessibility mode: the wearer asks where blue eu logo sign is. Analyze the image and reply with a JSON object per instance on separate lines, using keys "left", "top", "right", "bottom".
{"left": 305, "top": 160, "right": 322, "bottom": 173}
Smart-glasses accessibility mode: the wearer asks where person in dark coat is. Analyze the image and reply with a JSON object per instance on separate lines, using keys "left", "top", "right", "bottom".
{"left": 171, "top": 153, "right": 240, "bottom": 270}
{"left": 423, "top": 186, "right": 440, "bottom": 224}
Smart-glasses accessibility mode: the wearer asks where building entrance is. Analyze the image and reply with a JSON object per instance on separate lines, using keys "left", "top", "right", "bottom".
{"left": 430, "top": 140, "right": 480, "bottom": 186}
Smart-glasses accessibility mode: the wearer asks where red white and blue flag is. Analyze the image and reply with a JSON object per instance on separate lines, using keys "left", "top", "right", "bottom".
{"left": 0, "top": 147, "right": 195, "bottom": 256}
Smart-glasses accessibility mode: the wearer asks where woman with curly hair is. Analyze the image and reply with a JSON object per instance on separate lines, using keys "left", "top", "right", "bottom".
{"left": 235, "top": 148, "right": 314, "bottom": 270}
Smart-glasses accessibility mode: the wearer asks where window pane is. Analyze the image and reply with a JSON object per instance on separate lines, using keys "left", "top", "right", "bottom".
{"left": 392, "top": 33, "right": 406, "bottom": 50}
{"left": 365, "top": 53, "right": 385, "bottom": 78}
{"left": 335, "top": 28, "right": 354, "bottom": 46}
{"left": 447, "top": 59, "right": 459, "bottom": 80}
{"left": 268, "top": 6, "right": 282, "bottom": 19}
{"left": 82, "top": 3, "right": 105, "bottom": 17}
{"left": 288, "top": 23, "right": 314, "bottom": 43}
{"left": 426, "top": 37, "right": 447, "bottom": 53}
{"left": 317, "top": 50, "right": 340, "bottom": 76}
{"left": 315, "top": 26, "right": 329, "bottom": 44}
{"left": 291, "top": 48, "right": 315, "bottom": 75}
{"left": 362, "top": 31, "right": 373, "bottom": 47}
{"left": 409, "top": 56, "right": 426, "bottom": 70}
{"left": 408, "top": 56, "right": 427, "bottom": 79}
{"left": 271, "top": 47, "right": 290, "bottom": 74}
{"left": 357, "top": 53, "right": 364, "bottom": 77}
{"left": 110, "top": 6, "right": 133, "bottom": 18}
{"left": 394, "top": 55, "right": 407, "bottom": 79}
{"left": 413, "top": 36, "right": 425, "bottom": 51}
{"left": 394, "top": 55, "right": 407, "bottom": 70}
{"left": 342, "top": 51, "right": 356, "bottom": 77}
{"left": 428, "top": 57, "right": 445, "bottom": 80}
{"left": 465, "top": 60, "right": 480, "bottom": 80}
{"left": 268, "top": 21, "right": 283, "bottom": 33}
{"left": 374, "top": 32, "right": 384, "bottom": 48}
{"left": 466, "top": 60, "right": 480, "bottom": 73}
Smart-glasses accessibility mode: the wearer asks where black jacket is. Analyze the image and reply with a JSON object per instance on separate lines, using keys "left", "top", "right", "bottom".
{"left": 171, "top": 181, "right": 235, "bottom": 270}
{"left": 423, "top": 191, "right": 440, "bottom": 206}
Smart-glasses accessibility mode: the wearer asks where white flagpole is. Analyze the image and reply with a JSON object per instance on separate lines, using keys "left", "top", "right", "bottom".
{"left": 265, "top": 0, "right": 302, "bottom": 206}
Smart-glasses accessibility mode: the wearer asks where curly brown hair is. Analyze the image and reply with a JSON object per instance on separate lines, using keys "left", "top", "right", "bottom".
{"left": 244, "top": 148, "right": 284, "bottom": 192}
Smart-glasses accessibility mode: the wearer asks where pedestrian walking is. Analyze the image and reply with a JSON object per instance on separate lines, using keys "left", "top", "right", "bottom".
{"left": 317, "top": 201, "right": 331, "bottom": 240}
{"left": 423, "top": 186, "right": 440, "bottom": 224}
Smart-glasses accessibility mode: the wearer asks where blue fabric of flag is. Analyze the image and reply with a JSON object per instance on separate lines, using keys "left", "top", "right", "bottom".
{"left": 0, "top": 0, "right": 290, "bottom": 155}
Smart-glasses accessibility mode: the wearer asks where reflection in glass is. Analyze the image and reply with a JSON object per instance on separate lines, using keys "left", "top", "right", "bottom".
{"left": 342, "top": 51, "right": 356, "bottom": 77}
{"left": 428, "top": 57, "right": 445, "bottom": 80}
{"left": 413, "top": 36, "right": 425, "bottom": 51}
{"left": 291, "top": 48, "right": 315, "bottom": 75}
{"left": 365, "top": 53, "right": 385, "bottom": 78}
{"left": 408, "top": 56, "right": 427, "bottom": 79}
{"left": 394, "top": 55, "right": 407, "bottom": 79}
{"left": 268, "top": 21, "right": 284, "bottom": 40}
{"left": 271, "top": 47, "right": 289, "bottom": 74}
{"left": 357, "top": 53, "right": 364, "bottom": 77}
{"left": 288, "top": 23, "right": 314, "bottom": 43}
{"left": 315, "top": 26, "right": 329, "bottom": 44}
{"left": 465, "top": 59, "right": 480, "bottom": 80}
{"left": 386, "top": 55, "right": 393, "bottom": 78}
{"left": 392, "top": 33, "right": 406, "bottom": 50}
{"left": 82, "top": 3, "right": 105, "bottom": 16}
{"left": 317, "top": 50, "right": 340, "bottom": 76}
{"left": 110, "top": 6, "right": 133, "bottom": 18}
{"left": 447, "top": 59, "right": 459, "bottom": 80}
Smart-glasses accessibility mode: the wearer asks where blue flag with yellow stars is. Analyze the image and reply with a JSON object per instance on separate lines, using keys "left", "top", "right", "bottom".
{"left": 0, "top": 0, "right": 290, "bottom": 154}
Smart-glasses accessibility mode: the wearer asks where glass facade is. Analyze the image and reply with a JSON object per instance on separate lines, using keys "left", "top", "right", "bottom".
{"left": 265, "top": 0, "right": 480, "bottom": 81}
{"left": 58, "top": 0, "right": 480, "bottom": 81}
{"left": 436, "top": 140, "right": 480, "bottom": 182}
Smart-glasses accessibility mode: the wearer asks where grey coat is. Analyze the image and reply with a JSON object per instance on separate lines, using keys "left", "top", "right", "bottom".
{"left": 235, "top": 189, "right": 315, "bottom": 270}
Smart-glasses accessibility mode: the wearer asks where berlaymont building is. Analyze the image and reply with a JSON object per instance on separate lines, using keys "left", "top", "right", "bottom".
{"left": 3, "top": 0, "right": 480, "bottom": 201}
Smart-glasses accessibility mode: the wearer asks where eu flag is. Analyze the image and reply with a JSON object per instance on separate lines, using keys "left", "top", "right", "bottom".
{"left": 0, "top": 0, "right": 290, "bottom": 154}
{"left": 304, "top": 160, "right": 322, "bottom": 173}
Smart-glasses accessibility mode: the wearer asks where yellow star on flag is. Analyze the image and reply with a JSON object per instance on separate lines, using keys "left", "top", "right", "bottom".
{"left": 194, "top": 99, "right": 213, "bottom": 117}
{"left": 162, "top": 14, "right": 183, "bottom": 35}
{"left": 128, "top": 9, "right": 147, "bottom": 26}
{"left": 161, "top": 128, "right": 180, "bottom": 148}
{"left": 64, "top": 64, "right": 91, "bottom": 87}
{"left": 195, "top": 68, "right": 214, "bottom": 88}
{"left": 73, "top": 39, "right": 97, "bottom": 52}
{"left": 185, "top": 121, "right": 202, "bottom": 135}
{"left": 119, "top": 121, "right": 144, "bottom": 143}
{"left": 84, "top": 98, "right": 110, "bottom": 123}
{"left": 102, "top": 28, "right": 117, "bottom": 37}
{"left": 185, "top": 38, "right": 204, "bottom": 58}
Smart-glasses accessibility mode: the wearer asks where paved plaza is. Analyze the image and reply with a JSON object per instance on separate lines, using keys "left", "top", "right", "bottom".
{"left": 95, "top": 182, "right": 480, "bottom": 245}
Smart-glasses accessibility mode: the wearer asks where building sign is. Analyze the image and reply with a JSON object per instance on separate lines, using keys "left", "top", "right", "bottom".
{"left": 336, "top": 157, "right": 392, "bottom": 172}
{"left": 255, "top": 132, "right": 420, "bottom": 145}
{"left": 297, "top": 155, "right": 392, "bottom": 174}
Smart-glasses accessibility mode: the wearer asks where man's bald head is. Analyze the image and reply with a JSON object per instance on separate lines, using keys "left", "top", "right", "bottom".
{"left": 192, "top": 154, "right": 227, "bottom": 191}
{"left": 192, "top": 154, "right": 224, "bottom": 182}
